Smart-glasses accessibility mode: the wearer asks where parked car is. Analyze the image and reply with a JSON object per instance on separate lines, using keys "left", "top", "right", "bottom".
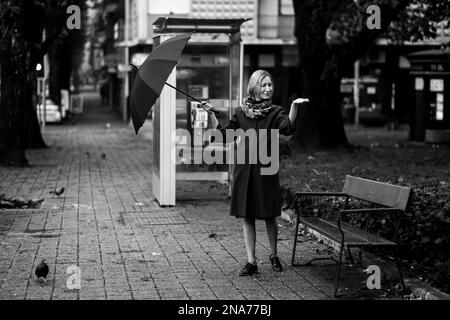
{"left": 36, "top": 99, "right": 62, "bottom": 123}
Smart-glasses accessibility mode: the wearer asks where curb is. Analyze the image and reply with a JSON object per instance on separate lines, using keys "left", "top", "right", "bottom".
{"left": 405, "top": 279, "right": 450, "bottom": 300}
{"left": 299, "top": 223, "right": 450, "bottom": 300}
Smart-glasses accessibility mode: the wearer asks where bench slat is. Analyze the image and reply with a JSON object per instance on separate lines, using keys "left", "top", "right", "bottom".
{"left": 343, "top": 175, "right": 411, "bottom": 210}
{"left": 301, "top": 217, "right": 396, "bottom": 247}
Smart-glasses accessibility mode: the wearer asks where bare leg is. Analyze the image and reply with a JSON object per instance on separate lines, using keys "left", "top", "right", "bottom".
{"left": 265, "top": 218, "right": 278, "bottom": 257}
{"left": 243, "top": 218, "right": 256, "bottom": 264}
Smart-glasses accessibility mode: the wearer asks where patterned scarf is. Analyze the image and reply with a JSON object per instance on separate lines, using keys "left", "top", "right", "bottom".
{"left": 240, "top": 96, "right": 273, "bottom": 119}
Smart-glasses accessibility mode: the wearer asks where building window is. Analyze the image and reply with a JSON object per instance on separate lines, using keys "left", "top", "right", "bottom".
{"left": 258, "top": 54, "right": 275, "bottom": 68}
{"left": 280, "top": 0, "right": 294, "bottom": 15}
{"left": 148, "top": 0, "right": 191, "bottom": 14}
{"left": 282, "top": 46, "right": 298, "bottom": 67}
{"left": 258, "top": 0, "right": 279, "bottom": 38}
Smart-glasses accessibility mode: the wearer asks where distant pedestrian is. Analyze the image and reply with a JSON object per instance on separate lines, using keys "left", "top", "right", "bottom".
{"left": 202, "top": 70, "right": 309, "bottom": 276}
{"left": 100, "top": 80, "right": 107, "bottom": 105}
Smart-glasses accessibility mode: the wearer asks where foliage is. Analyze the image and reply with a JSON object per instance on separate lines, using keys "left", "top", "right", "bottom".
{"left": 386, "top": 0, "right": 450, "bottom": 44}
{"left": 0, "top": 193, "right": 44, "bottom": 209}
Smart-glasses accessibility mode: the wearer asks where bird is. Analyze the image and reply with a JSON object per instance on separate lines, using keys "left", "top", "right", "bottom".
{"left": 35, "top": 259, "right": 49, "bottom": 283}
{"left": 101, "top": 153, "right": 106, "bottom": 159}
{"left": 49, "top": 187, "right": 65, "bottom": 196}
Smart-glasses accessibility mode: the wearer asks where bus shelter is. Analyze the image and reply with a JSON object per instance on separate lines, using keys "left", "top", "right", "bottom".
{"left": 151, "top": 18, "right": 249, "bottom": 206}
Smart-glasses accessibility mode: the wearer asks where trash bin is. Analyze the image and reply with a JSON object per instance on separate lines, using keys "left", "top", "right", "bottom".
{"left": 407, "top": 49, "right": 450, "bottom": 143}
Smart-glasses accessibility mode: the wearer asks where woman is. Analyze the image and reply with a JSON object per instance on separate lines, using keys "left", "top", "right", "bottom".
{"left": 202, "top": 70, "right": 308, "bottom": 276}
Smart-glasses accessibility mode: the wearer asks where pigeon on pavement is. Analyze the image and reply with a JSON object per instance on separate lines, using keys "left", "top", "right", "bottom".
{"left": 49, "top": 187, "right": 65, "bottom": 196}
{"left": 35, "top": 259, "right": 49, "bottom": 283}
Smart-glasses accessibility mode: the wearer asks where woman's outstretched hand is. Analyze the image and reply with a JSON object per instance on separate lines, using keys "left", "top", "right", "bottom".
{"left": 291, "top": 98, "right": 309, "bottom": 106}
{"left": 289, "top": 98, "right": 309, "bottom": 126}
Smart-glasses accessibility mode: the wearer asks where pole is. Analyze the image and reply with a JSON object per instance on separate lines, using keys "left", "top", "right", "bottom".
{"left": 353, "top": 60, "right": 360, "bottom": 129}
{"left": 239, "top": 37, "right": 244, "bottom": 106}
{"left": 42, "top": 29, "right": 47, "bottom": 131}
{"left": 124, "top": 0, "right": 130, "bottom": 122}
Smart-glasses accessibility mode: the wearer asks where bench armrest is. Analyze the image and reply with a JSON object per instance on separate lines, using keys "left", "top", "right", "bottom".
{"left": 295, "top": 192, "right": 348, "bottom": 197}
{"left": 340, "top": 208, "right": 402, "bottom": 215}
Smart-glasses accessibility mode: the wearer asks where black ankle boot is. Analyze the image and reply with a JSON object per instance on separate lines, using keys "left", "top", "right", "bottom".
{"left": 239, "top": 262, "right": 258, "bottom": 276}
{"left": 270, "top": 255, "right": 283, "bottom": 272}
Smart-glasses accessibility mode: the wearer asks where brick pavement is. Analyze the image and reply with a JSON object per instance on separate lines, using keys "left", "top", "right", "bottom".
{"left": 0, "top": 91, "right": 370, "bottom": 300}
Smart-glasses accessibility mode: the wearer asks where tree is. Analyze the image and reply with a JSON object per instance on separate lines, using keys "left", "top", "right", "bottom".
{"left": 47, "top": 0, "right": 86, "bottom": 105}
{"left": 0, "top": 0, "right": 46, "bottom": 166}
{"left": 0, "top": 0, "right": 84, "bottom": 166}
{"left": 292, "top": 0, "right": 450, "bottom": 148}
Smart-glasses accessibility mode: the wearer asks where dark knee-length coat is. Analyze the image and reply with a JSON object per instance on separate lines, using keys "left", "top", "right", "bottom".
{"left": 217, "top": 105, "right": 295, "bottom": 219}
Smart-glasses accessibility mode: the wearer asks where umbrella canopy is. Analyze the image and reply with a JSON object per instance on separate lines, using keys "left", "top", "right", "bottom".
{"left": 130, "top": 33, "right": 192, "bottom": 134}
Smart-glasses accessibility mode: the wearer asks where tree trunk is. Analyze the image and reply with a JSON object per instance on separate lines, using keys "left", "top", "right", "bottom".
{"left": 49, "top": 41, "right": 63, "bottom": 105}
{"left": 292, "top": 0, "right": 349, "bottom": 149}
{"left": 24, "top": 78, "right": 47, "bottom": 149}
{"left": 294, "top": 54, "right": 348, "bottom": 148}
{"left": 0, "top": 0, "right": 47, "bottom": 166}
{"left": 0, "top": 34, "right": 29, "bottom": 166}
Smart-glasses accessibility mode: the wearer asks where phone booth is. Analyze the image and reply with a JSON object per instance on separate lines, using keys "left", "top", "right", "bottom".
{"left": 151, "top": 18, "right": 249, "bottom": 206}
{"left": 407, "top": 49, "right": 450, "bottom": 143}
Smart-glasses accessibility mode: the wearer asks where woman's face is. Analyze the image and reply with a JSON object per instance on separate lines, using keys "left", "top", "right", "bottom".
{"left": 256, "top": 76, "right": 273, "bottom": 101}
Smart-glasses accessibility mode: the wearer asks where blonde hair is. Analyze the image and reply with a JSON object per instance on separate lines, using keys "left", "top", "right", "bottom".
{"left": 247, "top": 70, "right": 273, "bottom": 99}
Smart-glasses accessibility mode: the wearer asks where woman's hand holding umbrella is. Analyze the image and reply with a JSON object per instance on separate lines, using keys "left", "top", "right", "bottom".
{"left": 201, "top": 102, "right": 216, "bottom": 114}
{"left": 201, "top": 102, "right": 218, "bottom": 129}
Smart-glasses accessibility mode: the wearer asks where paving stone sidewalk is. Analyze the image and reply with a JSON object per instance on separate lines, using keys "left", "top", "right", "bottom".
{"left": 0, "top": 91, "right": 375, "bottom": 300}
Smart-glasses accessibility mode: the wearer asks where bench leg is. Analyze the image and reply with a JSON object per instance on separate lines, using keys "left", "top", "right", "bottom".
{"left": 346, "top": 246, "right": 357, "bottom": 265}
{"left": 395, "top": 250, "right": 406, "bottom": 292}
{"left": 291, "top": 213, "right": 300, "bottom": 266}
{"left": 334, "top": 242, "right": 345, "bottom": 297}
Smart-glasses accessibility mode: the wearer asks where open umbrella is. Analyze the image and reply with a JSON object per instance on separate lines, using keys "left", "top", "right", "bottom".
{"left": 130, "top": 33, "right": 214, "bottom": 134}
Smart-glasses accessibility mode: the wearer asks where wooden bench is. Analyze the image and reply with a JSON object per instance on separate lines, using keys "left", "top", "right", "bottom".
{"left": 291, "top": 175, "right": 411, "bottom": 297}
